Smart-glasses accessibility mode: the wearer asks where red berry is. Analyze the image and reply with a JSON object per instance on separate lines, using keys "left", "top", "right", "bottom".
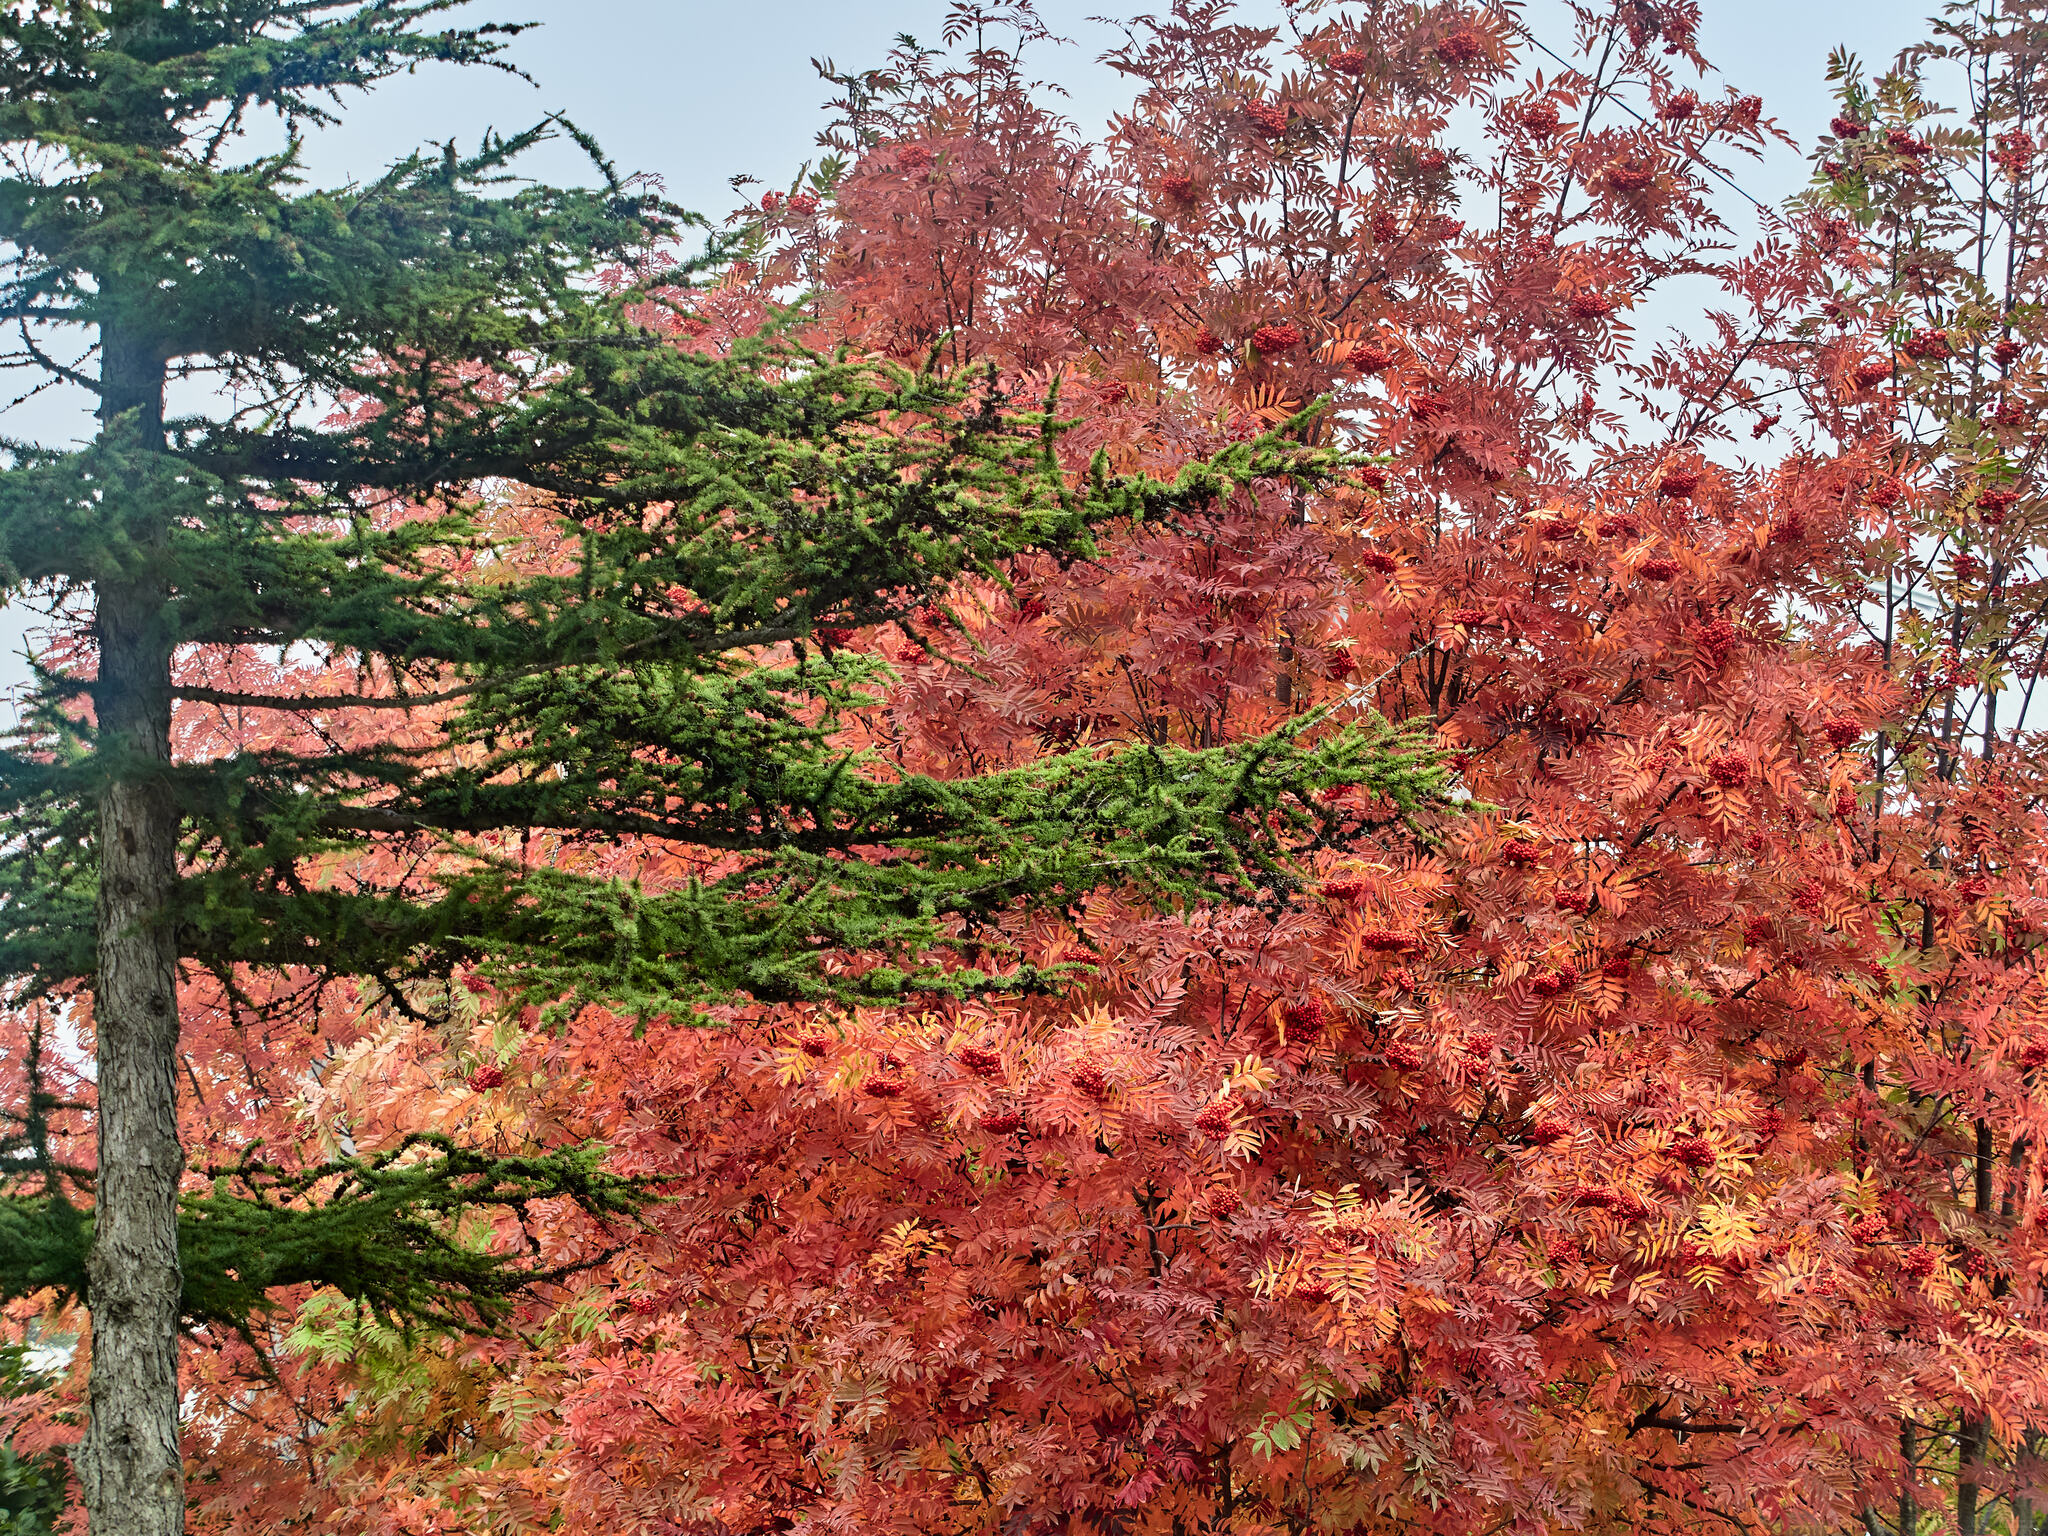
{"left": 1656, "top": 465, "right": 1700, "bottom": 498}
{"left": 1331, "top": 48, "right": 1371, "bottom": 76}
{"left": 1901, "top": 1245, "right": 1938, "bottom": 1278}
{"left": 1830, "top": 116, "right": 1865, "bottom": 139}
{"left": 1659, "top": 92, "right": 1698, "bottom": 121}
{"left": 1283, "top": 995, "right": 1331, "bottom": 1032}
{"left": 1572, "top": 1184, "right": 1616, "bottom": 1210}
{"left": 1408, "top": 393, "right": 1449, "bottom": 423}
{"left": 1852, "top": 358, "right": 1894, "bottom": 389}
{"left": 1499, "top": 838, "right": 1542, "bottom": 866}
{"left": 1639, "top": 557, "right": 1682, "bottom": 582}
{"left": 2020, "top": 1041, "right": 2048, "bottom": 1070}
{"left": 1160, "top": 173, "right": 1197, "bottom": 203}
{"left": 1359, "top": 928, "right": 1418, "bottom": 953}
{"left": 1071, "top": 1063, "right": 1112, "bottom": 1101}
{"left": 979, "top": 1110, "right": 1026, "bottom": 1135}
{"left": 1597, "top": 514, "right": 1641, "bottom": 539}
{"left": 465, "top": 1065, "right": 506, "bottom": 1092}
{"left": 1194, "top": 1101, "right": 1234, "bottom": 1140}
{"left": 817, "top": 626, "right": 857, "bottom": 647}
{"left": 1518, "top": 99, "right": 1561, "bottom": 136}
{"left": 1527, "top": 1118, "right": 1569, "bottom": 1145}
{"left": 1706, "top": 754, "right": 1750, "bottom": 789}
{"left": 1382, "top": 1040, "right": 1424, "bottom": 1069}
{"left": 1361, "top": 550, "right": 1399, "bottom": 573}
{"left": 1903, "top": 327, "right": 1950, "bottom": 360}
{"left": 1349, "top": 340, "right": 1394, "bottom": 373}
{"left": 896, "top": 143, "right": 934, "bottom": 171}
{"left": 460, "top": 971, "right": 494, "bottom": 996}
{"left": 1866, "top": 476, "right": 1905, "bottom": 508}
{"left": 862, "top": 1076, "right": 907, "bottom": 1099}
{"left": 1568, "top": 290, "right": 1615, "bottom": 320}
{"left": 957, "top": 1046, "right": 1003, "bottom": 1077}
{"left": 1670, "top": 1135, "right": 1716, "bottom": 1169}
{"left": 759, "top": 190, "right": 784, "bottom": 212}
{"left": 1848, "top": 1214, "right": 1887, "bottom": 1244}
{"left": 1601, "top": 955, "right": 1633, "bottom": 979}
{"left": 1245, "top": 101, "right": 1292, "bottom": 138}
{"left": 1204, "top": 1187, "right": 1243, "bottom": 1219}
{"left": 1606, "top": 156, "right": 1657, "bottom": 192}
{"left": 787, "top": 191, "right": 820, "bottom": 217}
{"left": 798, "top": 1035, "right": 832, "bottom": 1058}
{"left": 1822, "top": 717, "right": 1863, "bottom": 748}
{"left": 1446, "top": 607, "right": 1488, "bottom": 626}
{"left": 1252, "top": 322, "right": 1302, "bottom": 353}
{"left": 1742, "top": 915, "right": 1772, "bottom": 946}
{"left": 1434, "top": 25, "right": 1486, "bottom": 65}
{"left": 1321, "top": 876, "right": 1368, "bottom": 902}
{"left": 1609, "top": 1188, "right": 1654, "bottom": 1223}
{"left": 1193, "top": 328, "right": 1226, "bottom": 356}
{"left": 1995, "top": 338, "right": 2024, "bottom": 365}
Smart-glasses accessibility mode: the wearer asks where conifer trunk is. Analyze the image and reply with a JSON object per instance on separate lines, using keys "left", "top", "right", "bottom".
{"left": 76, "top": 330, "right": 185, "bottom": 1535}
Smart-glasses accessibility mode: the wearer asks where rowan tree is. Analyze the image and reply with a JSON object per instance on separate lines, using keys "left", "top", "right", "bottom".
{"left": 0, "top": 5, "right": 1440, "bottom": 1533}
{"left": 22, "top": 1, "right": 2048, "bottom": 1534}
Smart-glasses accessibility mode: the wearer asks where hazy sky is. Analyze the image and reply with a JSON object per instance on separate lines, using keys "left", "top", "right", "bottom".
{"left": 0, "top": 0, "right": 1945, "bottom": 693}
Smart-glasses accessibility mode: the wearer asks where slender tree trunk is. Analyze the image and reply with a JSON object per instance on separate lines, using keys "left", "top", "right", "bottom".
{"left": 75, "top": 329, "right": 185, "bottom": 1535}
{"left": 1957, "top": 1121, "right": 1998, "bottom": 1536}
{"left": 1900, "top": 1421, "right": 1918, "bottom": 1536}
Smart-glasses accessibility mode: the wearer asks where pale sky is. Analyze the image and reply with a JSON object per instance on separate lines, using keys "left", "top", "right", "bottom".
{"left": 0, "top": 0, "right": 1939, "bottom": 696}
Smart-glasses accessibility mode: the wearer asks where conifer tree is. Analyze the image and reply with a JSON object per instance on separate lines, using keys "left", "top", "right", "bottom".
{"left": 0, "top": 4, "right": 1442, "bottom": 1532}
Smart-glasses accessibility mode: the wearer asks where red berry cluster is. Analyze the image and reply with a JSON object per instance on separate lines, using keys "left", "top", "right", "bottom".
{"left": 1359, "top": 928, "right": 1418, "bottom": 952}
{"left": 1245, "top": 101, "right": 1292, "bottom": 138}
{"left": 1866, "top": 476, "right": 1905, "bottom": 507}
{"left": 1434, "top": 26, "right": 1486, "bottom": 64}
{"left": 1530, "top": 964, "right": 1579, "bottom": 997}
{"left": 1706, "top": 755, "right": 1751, "bottom": 789}
{"left": 1567, "top": 291, "right": 1615, "bottom": 320}
{"left": 1517, "top": 99, "right": 1561, "bottom": 136}
{"left": 1331, "top": 48, "right": 1370, "bottom": 76}
{"left": 979, "top": 1110, "right": 1026, "bottom": 1135}
{"left": 1639, "top": 557, "right": 1681, "bottom": 581}
{"left": 896, "top": 143, "right": 934, "bottom": 171}
{"left": 465, "top": 1065, "right": 506, "bottom": 1092}
{"left": 1669, "top": 1135, "right": 1716, "bottom": 1169}
{"left": 1830, "top": 115, "right": 1866, "bottom": 139}
{"left": 1446, "top": 607, "right": 1488, "bottom": 626}
{"left": 1349, "top": 340, "right": 1394, "bottom": 372}
{"left": 1527, "top": 1118, "right": 1569, "bottom": 1145}
{"left": 1160, "top": 173, "right": 1196, "bottom": 203}
{"left": 1597, "top": 514, "right": 1641, "bottom": 539}
{"left": 1283, "top": 994, "right": 1330, "bottom": 1032}
{"left": 1193, "top": 328, "right": 1226, "bottom": 356}
{"left": 1321, "top": 876, "right": 1368, "bottom": 901}
{"left": 798, "top": 1035, "right": 832, "bottom": 1058}
{"left": 1194, "top": 1101, "right": 1234, "bottom": 1140}
{"left": 1848, "top": 1214, "right": 1887, "bottom": 1245}
{"left": 1852, "top": 358, "right": 1894, "bottom": 389}
{"left": 862, "top": 1076, "right": 907, "bottom": 1099}
{"left": 1656, "top": 465, "right": 1700, "bottom": 498}
{"left": 1409, "top": 393, "right": 1450, "bottom": 423}
{"left": 1498, "top": 838, "right": 1542, "bottom": 866}
{"left": 1902, "top": 328, "right": 1951, "bottom": 360}
{"left": 1606, "top": 156, "right": 1657, "bottom": 192}
{"left": 1071, "top": 1062, "right": 1112, "bottom": 1101}
{"left": 1251, "top": 322, "right": 1302, "bottom": 352}
{"left": 1659, "top": 92, "right": 1698, "bottom": 121}
{"left": 1360, "top": 550, "right": 1400, "bottom": 574}
{"left": 1822, "top": 717, "right": 1863, "bottom": 748}
{"left": 957, "top": 1046, "right": 1003, "bottom": 1077}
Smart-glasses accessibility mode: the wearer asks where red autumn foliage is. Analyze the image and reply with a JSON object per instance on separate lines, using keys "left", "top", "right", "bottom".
{"left": 11, "top": 3, "right": 2048, "bottom": 1534}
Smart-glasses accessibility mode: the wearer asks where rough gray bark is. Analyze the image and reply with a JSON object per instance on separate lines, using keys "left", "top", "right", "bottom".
{"left": 74, "top": 330, "right": 185, "bottom": 1535}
